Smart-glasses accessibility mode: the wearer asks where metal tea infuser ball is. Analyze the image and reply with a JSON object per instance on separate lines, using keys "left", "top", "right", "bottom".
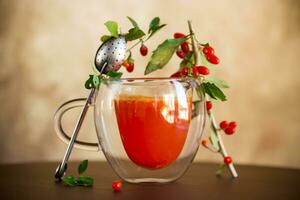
{"left": 54, "top": 36, "right": 126, "bottom": 180}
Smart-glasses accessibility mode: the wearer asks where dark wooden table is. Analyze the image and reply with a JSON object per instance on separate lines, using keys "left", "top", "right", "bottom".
{"left": 0, "top": 161, "right": 299, "bottom": 200}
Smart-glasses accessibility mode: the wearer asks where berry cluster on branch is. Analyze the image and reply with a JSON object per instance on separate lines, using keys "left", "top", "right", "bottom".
{"left": 85, "top": 17, "right": 238, "bottom": 179}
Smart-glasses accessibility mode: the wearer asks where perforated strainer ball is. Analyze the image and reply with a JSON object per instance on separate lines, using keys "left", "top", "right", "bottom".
{"left": 94, "top": 36, "right": 126, "bottom": 74}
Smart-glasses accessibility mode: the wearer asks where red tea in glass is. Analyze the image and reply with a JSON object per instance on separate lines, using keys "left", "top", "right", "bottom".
{"left": 115, "top": 95, "right": 192, "bottom": 169}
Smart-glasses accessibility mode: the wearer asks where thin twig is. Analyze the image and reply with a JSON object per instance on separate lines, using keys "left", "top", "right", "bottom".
{"left": 126, "top": 34, "right": 153, "bottom": 52}
{"left": 126, "top": 39, "right": 142, "bottom": 52}
{"left": 187, "top": 20, "right": 199, "bottom": 65}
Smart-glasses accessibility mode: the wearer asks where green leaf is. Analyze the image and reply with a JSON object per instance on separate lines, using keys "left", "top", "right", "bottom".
{"left": 147, "top": 24, "right": 166, "bottom": 39}
{"left": 127, "top": 16, "right": 139, "bottom": 28}
{"left": 125, "top": 27, "right": 145, "bottom": 41}
{"left": 147, "top": 17, "right": 166, "bottom": 39}
{"left": 92, "top": 75, "right": 101, "bottom": 89}
{"left": 107, "top": 71, "right": 123, "bottom": 79}
{"left": 85, "top": 75, "right": 101, "bottom": 90}
{"left": 62, "top": 175, "right": 94, "bottom": 187}
{"left": 104, "top": 21, "right": 118, "bottom": 38}
{"left": 78, "top": 160, "right": 88, "bottom": 175}
{"left": 62, "top": 176, "right": 77, "bottom": 186}
{"left": 62, "top": 159, "right": 93, "bottom": 187}
{"left": 85, "top": 75, "right": 94, "bottom": 89}
{"left": 77, "top": 176, "right": 94, "bottom": 187}
{"left": 148, "top": 17, "right": 160, "bottom": 33}
{"left": 209, "top": 132, "right": 220, "bottom": 151}
{"left": 206, "top": 77, "right": 230, "bottom": 89}
{"left": 203, "top": 83, "right": 215, "bottom": 99}
{"left": 144, "top": 37, "right": 189, "bottom": 75}
{"left": 203, "top": 82, "right": 227, "bottom": 101}
{"left": 100, "top": 35, "right": 111, "bottom": 42}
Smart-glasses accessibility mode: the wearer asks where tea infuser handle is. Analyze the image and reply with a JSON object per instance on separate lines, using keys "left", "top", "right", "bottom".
{"left": 54, "top": 97, "right": 99, "bottom": 151}
{"left": 54, "top": 88, "right": 99, "bottom": 180}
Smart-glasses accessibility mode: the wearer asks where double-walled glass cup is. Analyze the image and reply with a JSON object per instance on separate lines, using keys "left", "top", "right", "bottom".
{"left": 54, "top": 77, "right": 206, "bottom": 183}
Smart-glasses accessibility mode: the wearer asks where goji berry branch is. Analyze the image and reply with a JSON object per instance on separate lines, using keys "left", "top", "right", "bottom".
{"left": 207, "top": 101, "right": 238, "bottom": 178}
{"left": 188, "top": 20, "right": 238, "bottom": 178}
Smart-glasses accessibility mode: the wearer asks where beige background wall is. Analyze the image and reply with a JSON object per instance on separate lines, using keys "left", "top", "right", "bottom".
{"left": 0, "top": 0, "right": 299, "bottom": 168}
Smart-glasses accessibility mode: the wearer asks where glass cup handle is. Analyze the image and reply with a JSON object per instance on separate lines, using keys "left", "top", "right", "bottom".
{"left": 54, "top": 97, "right": 99, "bottom": 152}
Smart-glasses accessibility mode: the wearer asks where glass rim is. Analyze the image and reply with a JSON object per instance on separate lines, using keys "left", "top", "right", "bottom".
{"left": 107, "top": 76, "right": 201, "bottom": 82}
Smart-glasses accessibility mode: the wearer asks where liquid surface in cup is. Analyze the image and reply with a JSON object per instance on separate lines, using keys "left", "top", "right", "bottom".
{"left": 115, "top": 95, "right": 192, "bottom": 169}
